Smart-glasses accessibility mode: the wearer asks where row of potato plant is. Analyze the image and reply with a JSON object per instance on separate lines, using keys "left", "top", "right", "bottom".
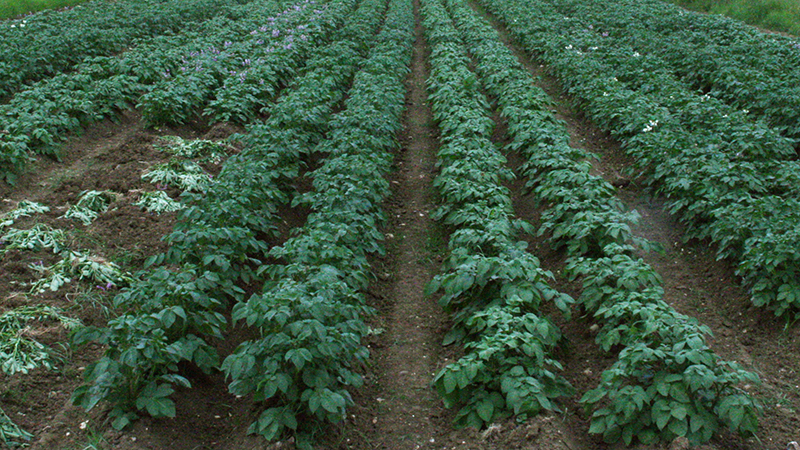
{"left": 220, "top": 0, "right": 413, "bottom": 445}
{"left": 0, "top": 0, "right": 344, "bottom": 183}
{"left": 138, "top": 0, "right": 340, "bottom": 126}
{"left": 446, "top": 0, "right": 761, "bottom": 444}
{"left": 479, "top": 0, "right": 800, "bottom": 319}
{"left": 421, "top": 0, "right": 575, "bottom": 430}
{"left": 0, "top": 0, "right": 251, "bottom": 98}
{"left": 71, "top": 0, "right": 390, "bottom": 436}
{"left": 536, "top": 0, "right": 800, "bottom": 141}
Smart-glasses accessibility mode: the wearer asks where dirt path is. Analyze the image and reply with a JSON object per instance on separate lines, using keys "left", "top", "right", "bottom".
{"left": 350, "top": 2, "right": 449, "bottom": 448}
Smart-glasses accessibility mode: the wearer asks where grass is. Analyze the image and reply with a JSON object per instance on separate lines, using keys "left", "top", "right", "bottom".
{"left": 0, "top": 0, "right": 89, "bottom": 19}
{"left": 673, "top": 0, "right": 800, "bottom": 36}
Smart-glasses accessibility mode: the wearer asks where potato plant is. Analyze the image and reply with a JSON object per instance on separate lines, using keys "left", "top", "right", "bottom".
{"left": 421, "top": 0, "right": 574, "bottom": 429}
{"left": 481, "top": 0, "right": 800, "bottom": 320}
{"left": 454, "top": 0, "right": 761, "bottom": 443}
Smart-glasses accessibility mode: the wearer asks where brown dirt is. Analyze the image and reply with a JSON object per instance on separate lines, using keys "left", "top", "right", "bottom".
{"left": 0, "top": 111, "right": 255, "bottom": 450}
{"left": 329, "top": 2, "right": 457, "bottom": 448}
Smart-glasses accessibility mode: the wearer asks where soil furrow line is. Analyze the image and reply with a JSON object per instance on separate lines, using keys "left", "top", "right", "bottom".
{"left": 355, "top": 1, "right": 447, "bottom": 448}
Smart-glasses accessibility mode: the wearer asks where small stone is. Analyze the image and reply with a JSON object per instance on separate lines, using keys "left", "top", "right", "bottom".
{"left": 668, "top": 436, "right": 690, "bottom": 450}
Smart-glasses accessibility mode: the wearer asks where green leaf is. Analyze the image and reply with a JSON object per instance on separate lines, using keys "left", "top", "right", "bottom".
{"left": 443, "top": 370, "right": 457, "bottom": 394}
{"left": 320, "top": 390, "right": 343, "bottom": 414}
{"left": 670, "top": 384, "right": 690, "bottom": 403}
{"left": 580, "top": 388, "right": 606, "bottom": 405}
{"left": 668, "top": 417, "right": 688, "bottom": 437}
{"left": 654, "top": 408, "right": 670, "bottom": 430}
{"left": 112, "top": 414, "right": 132, "bottom": 430}
{"left": 671, "top": 404, "right": 688, "bottom": 420}
{"left": 476, "top": 398, "right": 494, "bottom": 423}
{"left": 588, "top": 417, "right": 606, "bottom": 434}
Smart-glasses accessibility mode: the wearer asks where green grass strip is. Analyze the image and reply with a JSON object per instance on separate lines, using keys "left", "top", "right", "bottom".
{"left": 0, "top": 0, "right": 90, "bottom": 19}
{"left": 672, "top": 0, "right": 800, "bottom": 36}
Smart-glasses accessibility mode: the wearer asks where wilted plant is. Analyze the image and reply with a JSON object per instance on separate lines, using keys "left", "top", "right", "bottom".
{"left": 0, "top": 305, "right": 80, "bottom": 375}
{"left": 29, "top": 250, "right": 132, "bottom": 294}
{"left": 141, "top": 160, "right": 211, "bottom": 192}
{"left": 0, "top": 223, "right": 67, "bottom": 256}
{"left": 133, "top": 191, "right": 184, "bottom": 214}
{"left": 63, "top": 190, "right": 117, "bottom": 225}
{"left": 154, "top": 136, "right": 232, "bottom": 164}
{"left": 0, "top": 200, "right": 50, "bottom": 229}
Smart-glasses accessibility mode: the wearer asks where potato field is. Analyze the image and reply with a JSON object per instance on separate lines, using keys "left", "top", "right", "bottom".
{"left": 1, "top": 0, "right": 799, "bottom": 449}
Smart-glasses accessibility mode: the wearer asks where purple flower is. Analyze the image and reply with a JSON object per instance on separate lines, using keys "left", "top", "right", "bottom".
{"left": 602, "top": 32, "right": 609, "bottom": 37}
{"left": 224, "top": 41, "right": 232, "bottom": 47}
{"left": 156, "top": 183, "right": 168, "bottom": 190}
{"left": 243, "top": 58, "right": 251, "bottom": 66}
{"left": 272, "top": 29, "right": 280, "bottom": 37}
{"left": 256, "top": 39, "right": 264, "bottom": 45}
{"left": 250, "top": 30, "right": 258, "bottom": 35}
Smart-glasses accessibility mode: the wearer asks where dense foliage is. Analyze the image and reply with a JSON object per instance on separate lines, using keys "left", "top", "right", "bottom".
{"left": 0, "top": 0, "right": 335, "bottom": 183}
{"left": 221, "top": 0, "right": 412, "bottom": 444}
{"left": 453, "top": 0, "right": 760, "bottom": 443}
{"left": 71, "top": 0, "right": 357, "bottom": 433}
{"left": 481, "top": 0, "right": 800, "bottom": 320}
{"left": 421, "top": 0, "right": 574, "bottom": 429}
{"left": 0, "top": 0, "right": 249, "bottom": 97}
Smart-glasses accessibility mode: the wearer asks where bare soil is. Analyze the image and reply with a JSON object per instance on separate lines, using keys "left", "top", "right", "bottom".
{"left": 1, "top": 3, "right": 799, "bottom": 450}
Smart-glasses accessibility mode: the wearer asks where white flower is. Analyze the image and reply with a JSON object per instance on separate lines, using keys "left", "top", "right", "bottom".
{"left": 10, "top": 24, "right": 15, "bottom": 28}
{"left": 79, "top": 421, "right": 88, "bottom": 430}
{"left": 589, "top": 46, "right": 598, "bottom": 51}
{"left": 642, "top": 120, "right": 659, "bottom": 133}
{"left": 603, "top": 92, "right": 609, "bottom": 97}
{"left": 742, "top": 109, "right": 750, "bottom": 114}
{"left": 612, "top": 77, "right": 618, "bottom": 82}
{"left": 633, "top": 51, "right": 641, "bottom": 57}
{"left": 565, "top": 44, "right": 573, "bottom": 50}
{"left": 19, "top": 23, "right": 25, "bottom": 28}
